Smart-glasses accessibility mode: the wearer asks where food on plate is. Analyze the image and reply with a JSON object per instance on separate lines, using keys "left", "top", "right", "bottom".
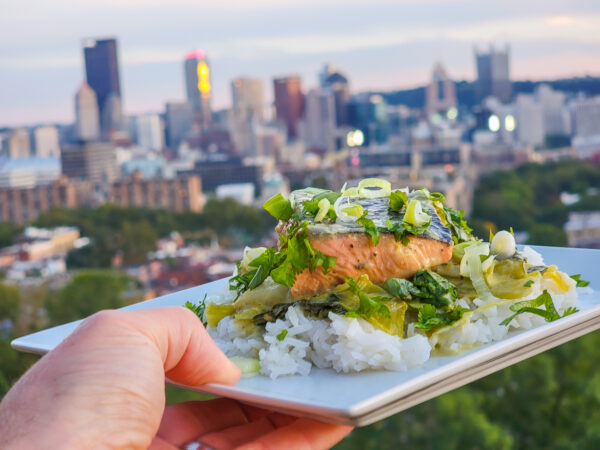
{"left": 186, "top": 178, "right": 588, "bottom": 379}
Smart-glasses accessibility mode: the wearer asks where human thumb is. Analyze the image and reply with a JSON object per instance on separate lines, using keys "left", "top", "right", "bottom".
{"left": 120, "top": 306, "right": 241, "bottom": 386}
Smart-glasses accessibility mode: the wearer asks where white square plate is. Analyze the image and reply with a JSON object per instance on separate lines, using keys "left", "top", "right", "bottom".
{"left": 12, "top": 246, "right": 600, "bottom": 426}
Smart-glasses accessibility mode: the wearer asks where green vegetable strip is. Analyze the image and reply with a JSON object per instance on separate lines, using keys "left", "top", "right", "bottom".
{"left": 263, "top": 194, "right": 293, "bottom": 221}
{"left": 500, "top": 290, "right": 579, "bottom": 326}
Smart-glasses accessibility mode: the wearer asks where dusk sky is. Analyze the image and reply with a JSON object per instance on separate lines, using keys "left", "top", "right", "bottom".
{"left": 1, "top": 0, "right": 599, "bottom": 127}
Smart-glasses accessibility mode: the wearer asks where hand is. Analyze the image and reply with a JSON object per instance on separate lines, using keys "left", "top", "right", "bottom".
{"left": 0, "top": 307, "right": 352, "bottom": 449}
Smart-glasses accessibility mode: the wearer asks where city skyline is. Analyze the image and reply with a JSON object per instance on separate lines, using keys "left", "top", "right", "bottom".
{"left": 1, "top": 0, "right": 600, "bottom": 126}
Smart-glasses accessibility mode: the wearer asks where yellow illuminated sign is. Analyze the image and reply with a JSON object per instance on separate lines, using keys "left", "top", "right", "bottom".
{"left": 197, "top": 61, "right": 211, "bottom": 98}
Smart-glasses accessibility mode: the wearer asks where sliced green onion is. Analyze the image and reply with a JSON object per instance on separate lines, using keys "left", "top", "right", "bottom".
{"left": 358, "top": 178, "right": 392, "bottom": 198}
{"left": 263, "top": 194, "right": 293, "bottom": 221}
{"left": 342, "top": 204, "right": 364, "bottom": 217}
{"left": 403, "top": 199, "right": 431, "bottom": 227}
{"left": 314, "top": 198, "right": 331, "bottom": 222}
{"left": 342, "top": 187, "right": 360, "bottom": 197}
{"left": 464, "top": 244, "right": 497, "bottom": 302}
{"left": 229, "top": 356, "right": 260, "bottom": 377}
{"left": 240, "top": 246, "right": 267, "bottom": 272}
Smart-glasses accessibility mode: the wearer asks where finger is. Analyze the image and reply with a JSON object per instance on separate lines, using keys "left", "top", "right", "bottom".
{"left": 156, "top": 399, "right": 252, "bottom": 446}
{"left": 237, "top": 419, "right": 353, "bottom": 450}
{"left": 120, "top": 306, "right": 241, "bottom": 386}
{"left": 199, "top": 414, "right": 298, "bottom": 450}
{"left": 148, "top": 435, "right": 177, "bottom": 450}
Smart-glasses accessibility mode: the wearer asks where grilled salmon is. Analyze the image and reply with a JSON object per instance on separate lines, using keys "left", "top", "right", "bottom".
{"left": 289, "top": 189, "right": 454, "bottom": 298}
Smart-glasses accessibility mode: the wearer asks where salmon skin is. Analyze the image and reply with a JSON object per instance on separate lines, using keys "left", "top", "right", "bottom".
{"left": 289, "top": 190, "right": 454, "bottom": 298}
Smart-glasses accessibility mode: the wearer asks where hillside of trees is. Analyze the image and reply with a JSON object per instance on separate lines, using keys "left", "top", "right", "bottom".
{"left": 1, "top": 161, "right": 600, "bottom": 448}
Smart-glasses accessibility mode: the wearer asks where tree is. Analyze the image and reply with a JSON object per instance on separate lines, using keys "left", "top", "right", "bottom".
{"left": 45, "top": 270, "right": 140, "bottom": 325}
{"left": 117, "top": 221, "right": 159, "bottom": 266}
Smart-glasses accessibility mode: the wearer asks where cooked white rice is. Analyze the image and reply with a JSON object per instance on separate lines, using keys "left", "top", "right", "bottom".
{"left": 207, "top": 246, "right": 582, "bottom": 379}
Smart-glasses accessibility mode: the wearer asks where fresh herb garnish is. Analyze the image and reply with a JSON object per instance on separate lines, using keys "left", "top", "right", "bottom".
{"left": 443, "top": 207, "right": 473, "bottom": 244}
{"left": 263, "top": 194, "right": 293, "bottom": 221}
{"left": 357, "top": 210, "right": 380, "bottom": 246}
{"left": 185, "top": 295, "right": 208, "bottom": 326}
{"left": 389, "top": 190, "right": 408, "bottom": 211}
{"left": 523, "top": 280, "right": 535, "bottom": 287}
{"left": 302, "top": 190, "right": 339, "bottom": 222}
{"left": 414, "top": 304, "right": 468, "bottom": 332}
{"left": 500, "top": 290, "right": 579, "bottom": 326}
{"left": 384, "top": 219, "right": 431, "bottom": 245}
{"left": 570, "top": 274, "right": 590, "bottom": 287}
{"left": 345, "top": 277, "right": 391, "bottom": 318}
{"left": 276, "top": 329, "right": 288, "bottom": 341}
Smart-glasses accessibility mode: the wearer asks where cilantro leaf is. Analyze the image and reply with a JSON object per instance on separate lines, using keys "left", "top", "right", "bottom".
{"left": 185, "top": 295, "right": 208, "bottom": 326}
{"left": 414, "top": 304, "right": 467, "bottom": 331}
{"left": 500, "top": 290, "right": 579, "bottom": 326}
{"left": 384, "top": 278, "right": 419, "bottom": 299}
{"left": 443, "top": 206, "right": 473, "bottom": 244}
{"left": 263, "top": 194, "right": 293, "bottom": 221}
{"left": 345, "top": 277, "right": 390, "bottom": 318}
{"left": 411, "top": 269, "right": 458, "bottom": 307}
{"left": 523, "top": 280, "right": 534, "bottom": 287}
{"left": 357, "top": 210, "right": 380, "bottom": 246}
{"left": 389, "top": 190, "right": 408, "bottom": 211}
{"left": 570, "top": 274, "right": 590, "bottom": 287}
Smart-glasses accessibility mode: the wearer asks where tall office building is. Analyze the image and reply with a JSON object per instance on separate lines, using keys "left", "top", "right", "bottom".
{"left": 83, "top": 38, "right": 122, "bottom": 134}
{"left": 184, "top": 50, "right": 212, "bottom": 127}
{"left": 131, "top": 114, "right": 164, "bottom": 151}
{"left": 33, "top": 126, "right": 60, "bottom": 158}
{"left": 231, "top": 77, "right": 264, "bottom": 121}
{"left": 75, "top": 82, "right": 100, "bottom": 141}
{"left": 347, "top": 94, "right": 388, "bottom": 146}
{"left": 535, "top": 85, "right": 571, "bottom": 137}
{"left": 475, "top": 45, "right": 512, "bottom": 103}
{"left": 6, "top": 129, "right": 31, "bottom": 159}
{"left": 61, "top": 142, "right": 117, "bottom": 185}
{"left": 515, "top": 94, "right": 544, "bottom": 147}
{"left": 273, "top": 76, "right": 303, "bottom": 140}
{"left": 425, "top": 63, "right": 457, "bottom": 115}
{"left": 165, "top": 102, "right": 194, "bottom": 150}
{"left": 302, "top": 88, "right": 336, "bottom": 153}
{"left": 322, "top": 69, "right": 350, "bottom": 127}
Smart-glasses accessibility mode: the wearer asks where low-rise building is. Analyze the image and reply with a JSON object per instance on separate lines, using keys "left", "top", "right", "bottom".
{"left": 565, "top": 211, "right": 600, "bottom": 248}
{"left": 110, "top": 173, "right": 205, "bottom": 212}
{"left": 0, "top": 176, "right": 93, "bottom": 224}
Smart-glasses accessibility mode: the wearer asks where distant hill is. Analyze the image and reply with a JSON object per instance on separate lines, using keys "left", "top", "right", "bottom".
{"left": 368, "top": 76, "right": 600, "bottom": 109}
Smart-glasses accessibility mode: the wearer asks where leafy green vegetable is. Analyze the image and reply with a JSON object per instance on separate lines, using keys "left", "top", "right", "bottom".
{"left": 443, "top": 206, "right": 473, "bottom": 244}
{"left": 570, "top": 274, "right": 590, "bottom": 287}
{"left": 414, "top": 304, "right": 468, "bottom": 332}
{"left": 384, "top": 278, "right": 418, "bottom": 299}
{"left": 276, "top": 329, "right": 288, "bottom": 341}
{"left": 185, "top": 295, "right": 207, "bottom": 325}
{"left": 500, "top": 290, "right": 579, "bottom": 326}
{"left": 263, "top": 194, "right": 293, "bottom": 221}
{"left": 345, "top": 277, "right": 390, "bottom": 318}
{"left": 412, "top": 269, "right": 458, "bottom": 307}
{"left": 357, "top": 210, "right": 380, "bottom": 246}
{"left": 389, "top": 190, "right": 408, "bottom": 211}
{"left": 385, "top": 219, "right": 430, "bottom": 245}
{"left": 302, "top": 191, "right": 339, "bottom": 222}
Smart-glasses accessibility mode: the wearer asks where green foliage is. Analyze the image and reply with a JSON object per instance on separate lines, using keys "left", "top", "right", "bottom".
{"left": 0, "top": 281, "right": 20, "bottom": 322}
{"left": 33, "top": 199, "right": 276, "bottom": 269}
{"left": 0, "top": 223, "right": 22, "bottom": 248}
{"left": 45, "top": 270, "right": 140, "bottom": 325}
{"left": 471, "top": 161, "right": 600, "bottom": 245}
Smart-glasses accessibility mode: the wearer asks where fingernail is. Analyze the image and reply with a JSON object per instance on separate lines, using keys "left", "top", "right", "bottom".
{"left": 183, "top": 441, "right": 215, "bottom": 450}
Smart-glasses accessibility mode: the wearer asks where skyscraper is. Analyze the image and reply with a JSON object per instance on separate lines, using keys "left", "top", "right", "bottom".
{"left": 75, "top": 82, "right": 100, "bottom": 141}
{"left": 321, "top": 69, "right": 350, "bottom": 126}
{"left": 273, "top": 76, "right": 303, "bottom": 140}
{"left": 302, "top": 88, "right": 336, "bottom": 153}
{"left": 33, "top": 126, "right": 60, "bottom": 158}
{"left": 425, "top": 63, "right": 457, "bottom": 115}
{"left": 83, "top": 38, "right": 122, "bottom": 134}
{"left": 184, "top": 50, "right": 212, "bottom": 127}
{"left": 475, "top": 45, "right": 512, "bottom": 103}
{"left": 165, "top": 102, "right": 194, "bottom": 150}
{"left": 231, "top": 77, "right": 264, "bottom": 121}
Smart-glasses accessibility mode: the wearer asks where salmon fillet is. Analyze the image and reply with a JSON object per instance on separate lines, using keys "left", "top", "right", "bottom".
{"left": 291, "top": 233, "right": 453, "bottom": 298}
